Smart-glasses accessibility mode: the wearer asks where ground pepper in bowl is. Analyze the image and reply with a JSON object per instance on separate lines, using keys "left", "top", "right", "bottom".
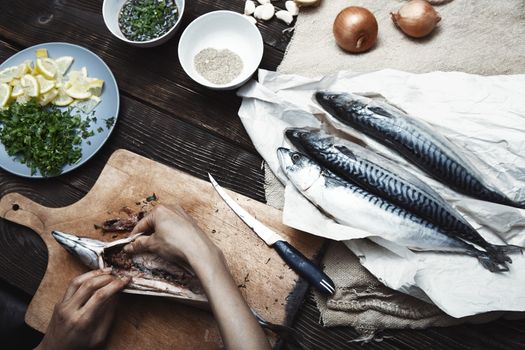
{"left": 118, "top": 0, "right": 179, "bottom": 42}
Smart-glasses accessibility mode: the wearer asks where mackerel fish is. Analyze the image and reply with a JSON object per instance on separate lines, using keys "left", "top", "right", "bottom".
{"left": 315, "top": 91, "right": 525, "bottom": 209}
{"left": 52, "top": 231, "right": 208, "bottom": 307}
{"left": 285, "top": 128, "right": 522, "bottom": 266}
{"left": 277, "top": 147, "right": 510, "bottom": 272}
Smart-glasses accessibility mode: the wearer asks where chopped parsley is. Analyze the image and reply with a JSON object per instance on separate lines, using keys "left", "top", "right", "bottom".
{"left": 104, "top": 117, "right": 115, "bottom": 129}
{"left": 0, "top": 100, "right": 97, "bottom": 176}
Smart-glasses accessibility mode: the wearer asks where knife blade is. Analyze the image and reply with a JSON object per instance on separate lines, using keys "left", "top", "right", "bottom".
{"left": 208, "top": 174, "right": 335, "bottom": 295}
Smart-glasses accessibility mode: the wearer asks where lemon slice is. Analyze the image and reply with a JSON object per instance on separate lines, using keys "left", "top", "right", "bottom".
{"left": 0, "top": 83, "right": 11, "bottom": 107}
{"left": 55, "top": 56, "right": 74, "bottom": 76}
{"left": 65, "top": 85, "right": 91, "bottom": 100}
{"left": 21, "top": 74, "right": 40, "bottom": 97}
{"left": 0, "top": 64, "right": 28, "bottom": 83}
{"left": 39, "top": 88, "right": 58, "bottom": 106}
{"left": 16, "top": 94, "right": 30, "bottom": 104}
{"left": 88, "top": 79, "right": 104, "bottom": 96}
{"left": 53, "top": 90, "right": 74, "bottom": 106}
{"left": 36, "top": 48, "right": 48, "bottom": 58}
{"left": 35, "top": 75, "right": 55, "bottom": 94}
{"left": 72, "top": 95, "right": 101, "bottom": 113}
{"left": 10, "top": 79, "right": 24, "bottom": 98}
{"left": 36, "top": 58, "right": 58, "bottom": 79}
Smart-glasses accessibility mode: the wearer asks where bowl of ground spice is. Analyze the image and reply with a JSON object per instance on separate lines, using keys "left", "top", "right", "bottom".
{"left": 178, "top": 11, "right": 264, "bottom": 90}
{"left": 103, "top": 0, "right": 185, "bottom": 48}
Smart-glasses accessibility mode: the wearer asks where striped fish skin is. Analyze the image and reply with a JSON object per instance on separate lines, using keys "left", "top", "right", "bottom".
{"left": 277, "top": 147, "right": 506, "bottom": 272}
{"left": 315, "top": 91, "right": 525, "bottom": 210}
{"left": 285, "top": 128, "right": 491, "bottom": 250}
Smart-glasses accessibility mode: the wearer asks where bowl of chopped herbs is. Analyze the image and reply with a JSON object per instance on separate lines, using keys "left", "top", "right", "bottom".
{"left": 103, "top": 0, "right": 185, "bottom": 48}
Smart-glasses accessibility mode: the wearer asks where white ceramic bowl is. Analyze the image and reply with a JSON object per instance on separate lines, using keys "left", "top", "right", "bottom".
{"left": 102, "top": 0, "right": 185, "bottom": 48}
{"left": 178, "top": 11, "right": 264, "bottom": 90}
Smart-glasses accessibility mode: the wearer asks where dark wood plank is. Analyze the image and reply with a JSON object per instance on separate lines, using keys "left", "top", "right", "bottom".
{"left": 0, "top": 0, "right": 287, "bottom": 152}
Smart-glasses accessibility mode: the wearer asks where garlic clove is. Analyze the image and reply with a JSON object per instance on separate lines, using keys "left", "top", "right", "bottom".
{"left": 294, "top": 0, "right": 321, "bottom": 7}
{"left": 285, "top": 1, "right": 299, "bottom": 16}
{"left": 244, "top": 15, "right": 258, "bottom": 25}
{"left": 244, "top": 1, "right": 256, "bottom": 16}
{"left": 256, "top": 0, "right": 271, "bottom": 4}
{"left": 254, "top": 4, "right": 275, "bottom": 21}
{"left": 276, "top": 10, "right": 294, "bottom": 25}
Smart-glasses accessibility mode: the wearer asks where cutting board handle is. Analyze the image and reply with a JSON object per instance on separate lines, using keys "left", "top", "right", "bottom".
{"left": 0, "top": 193, "right": 50, "bottom": 233}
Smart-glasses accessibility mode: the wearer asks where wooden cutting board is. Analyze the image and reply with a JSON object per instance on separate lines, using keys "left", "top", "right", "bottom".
{"left": 0, "top": 149, "right": 324, "bottom": 349}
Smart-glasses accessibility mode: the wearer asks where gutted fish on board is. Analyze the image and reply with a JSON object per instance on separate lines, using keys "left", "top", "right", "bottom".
{"left": 52, "top": 231, "right": 208, "bottom": 307}
{"left": 277, "top": 147, "right": 515, "bottom": 272}
{"left": 314, "top": 91, "right": 525, "bottom": 209}
{"left": 285, "top": 128, "right": 522, "bottom": 266}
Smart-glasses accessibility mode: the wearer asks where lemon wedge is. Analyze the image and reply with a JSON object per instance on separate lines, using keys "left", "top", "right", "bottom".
{"left": 21, "top": 74, "right": 40, "bottom": 97}
{"left": 55, "top": 56, "right": 74, "bottom": 76}
{"left": 39, "top": 89, "right": 58, "bottom": 106}
{"left": 36, "top": 58, "right": 58, "bottom": 79}
{"left": 53, "top": 89, "right": 74, "bottom": 106}
{"left": 72, "top": 95, "right": 101, "bottom": 113}
{"left": 88, "top": 79, "right": 104, "bottom": 96}
{"left": 10, "top": 79, "right": 24, "bottom": 98}
{"left": 36, "top": 75, "right": 55, "bottom": 94}
{"left": 36, "top": 48, "right": 48, "bottom": 58}
{"left": 0, "top": 83, "right": 11, "bottom": 108}
{"left": 65, "top": 85, "right": 92, "bottom": 100}
{"left": 0, "top": 64, "right": 28, "bottom": 83}
{"left": 16, "top": 94, "right": 30, "bottom": 104}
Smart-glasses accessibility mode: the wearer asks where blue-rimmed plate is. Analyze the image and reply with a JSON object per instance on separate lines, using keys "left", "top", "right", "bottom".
{"left": 0, "top": 42, "right": 119, "bottom": 178}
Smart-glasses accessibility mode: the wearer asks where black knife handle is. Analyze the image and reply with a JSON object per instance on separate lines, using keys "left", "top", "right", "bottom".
{"left": 273, "top": 240, "right": 335, "bottom": 296}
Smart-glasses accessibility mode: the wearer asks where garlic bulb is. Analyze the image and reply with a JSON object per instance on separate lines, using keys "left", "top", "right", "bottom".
{"left": 276, "top": 10, "right": 294, "bottom": 25}
{"left": 244, "top": 1, "right": 256, "bottom": 16}
{"left": 285, "top": 1, "right": 299, "bottom": 16}
{"left": 256, "top": 0, "right": 271, "bottom": 4}
{"left": 254, "top": 3, "right": 275, "bottom": 21}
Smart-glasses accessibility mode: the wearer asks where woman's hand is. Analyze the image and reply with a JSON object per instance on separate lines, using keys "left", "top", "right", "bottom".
{"left": 124, "top": 205, "right": 220, "bottom": 270}
{"left": 123, "top": 204, "right": 270, "bottom": 350}
{"left": 35, "top": 269, "right": 129, "bottom": 350}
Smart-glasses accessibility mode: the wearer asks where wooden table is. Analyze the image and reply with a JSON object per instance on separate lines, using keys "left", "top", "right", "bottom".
{"left": 0, "top": 1, "right": 524, "bottom": 349}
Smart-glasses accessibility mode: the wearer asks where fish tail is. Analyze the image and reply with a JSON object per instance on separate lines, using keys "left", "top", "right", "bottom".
{"left": 474, "top": 253, "right": 509, "bottom": 273}
{"left": 486, "top": 244, "right": 523, "bottom": 265}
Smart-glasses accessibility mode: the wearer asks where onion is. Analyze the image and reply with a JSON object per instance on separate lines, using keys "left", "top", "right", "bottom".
{"left": 391, "top": 0, "right": 441, "bottom": 38}
{"left": 333, "top": 7, "right": 378, "bottom": 53}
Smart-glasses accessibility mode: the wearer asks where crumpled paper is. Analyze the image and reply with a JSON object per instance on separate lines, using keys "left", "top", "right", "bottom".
{"left": 237, "top": 69, "right": 525, "bottom": 318}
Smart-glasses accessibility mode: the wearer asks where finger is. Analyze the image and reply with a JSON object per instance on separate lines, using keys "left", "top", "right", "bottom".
{"left": 67, "top": 274, "right": 116, "bottom": 309}
{"left": 82, "top": 277, "right": 129, "bottom": 319}
{"left": 130, "top": 209, "right": 157, "bottom": 235}
{"left": 122, "top": 236, "right": 151, "bottom": 255}
{"left": 62, "top": 268, "right": 112, "bottom": 302}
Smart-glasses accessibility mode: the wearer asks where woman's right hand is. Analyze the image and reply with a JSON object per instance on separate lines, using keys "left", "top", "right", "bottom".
{"left": 123, "top": 205, "right": 220, "bottom": 269}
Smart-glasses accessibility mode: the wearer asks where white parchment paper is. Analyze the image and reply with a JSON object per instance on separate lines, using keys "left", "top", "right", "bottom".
{"left": 237, "top": 69, "right": 525, "bottom": 318}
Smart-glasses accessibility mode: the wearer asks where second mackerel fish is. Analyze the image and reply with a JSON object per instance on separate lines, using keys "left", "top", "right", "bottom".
{"left": 315, "top": 91, "right": 525, "bottom": 209}
{"left": 285, "top": 128, "right": 521, "bottom": 266}
{"left": 277, "top": 147, "right": 513, "bottom": 272}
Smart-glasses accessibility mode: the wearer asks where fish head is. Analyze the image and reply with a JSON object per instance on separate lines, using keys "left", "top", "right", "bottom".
{"left": 285, "top": 127, "right": 334, "bottom": 152}
{"left": 52, "top": 231, "right": 105, "bottom": 270}
{"left": 315, "top": 91, "right": 368, "bottom": 116}
{"left": 277, "top": 147, "right": 322, "bottom": 191}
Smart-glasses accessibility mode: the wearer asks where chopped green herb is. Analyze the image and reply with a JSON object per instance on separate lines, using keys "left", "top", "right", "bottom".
{"left": 0, "top": 100, "right": 96, "bottom": 176}
{"left": 146, "top": 193, "right": 157, "bottom": 202}
{"left": 118, "top": 0, "right": 179, "bottom": 42}
{"left": 104, "top": 117, "right": 115, "bottom": 129}
{"left": 97, "top": 127, "right": 104, "bottom": 133}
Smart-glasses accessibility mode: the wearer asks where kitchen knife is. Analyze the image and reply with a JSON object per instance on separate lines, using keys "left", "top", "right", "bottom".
{"left": 208, "top": 174, "right": 335, "bottom": 296}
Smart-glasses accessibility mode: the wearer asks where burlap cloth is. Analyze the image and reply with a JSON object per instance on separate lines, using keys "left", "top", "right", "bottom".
{"left": 261, "top": 0, "right": 525, "bottom": 335}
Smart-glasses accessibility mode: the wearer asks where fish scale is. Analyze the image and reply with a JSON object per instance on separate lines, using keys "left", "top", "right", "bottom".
{"left": 285, "top": 128, "right": 522, "bottom": 266}
{"left": 320, "top": 92, "right": 525, "bottom": 209}
{"left": 277, "top": 147, "right": 507, "bottom": 272}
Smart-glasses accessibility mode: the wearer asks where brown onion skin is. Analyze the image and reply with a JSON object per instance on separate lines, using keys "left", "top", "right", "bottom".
{"left": 333, "top": 7, "right": 378, "bottom": 53}
{"left": 391, "top": 0, "right": 441, "bottom": 38}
